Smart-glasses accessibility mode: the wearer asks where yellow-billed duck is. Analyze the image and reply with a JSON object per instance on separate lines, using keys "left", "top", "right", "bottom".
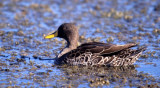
{"left": 44, "top": 23, "right": 146, "bottom": 66}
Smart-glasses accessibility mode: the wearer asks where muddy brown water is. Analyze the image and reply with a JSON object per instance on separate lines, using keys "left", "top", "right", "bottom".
{"left": 0, "top": 0, "right": 160, "bottom": 87}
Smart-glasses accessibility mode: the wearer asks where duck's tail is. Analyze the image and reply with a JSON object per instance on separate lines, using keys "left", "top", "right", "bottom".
{"left": 111, "top": 46, "right": 147, "bottom": 66}
{"left": 133, "top": 46, "right": 147, "bottom": 56}
{"left": 123, "top": 46, "right": 147, "bottom": 66}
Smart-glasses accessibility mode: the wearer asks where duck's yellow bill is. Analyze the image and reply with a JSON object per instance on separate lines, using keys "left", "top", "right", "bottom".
{"left": 44, "top": 31, "right": 58, "bottom": 39}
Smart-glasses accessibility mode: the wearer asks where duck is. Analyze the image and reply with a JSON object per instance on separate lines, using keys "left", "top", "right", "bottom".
{"left": 44, "top": 23, "right": 146, "bottom": 66}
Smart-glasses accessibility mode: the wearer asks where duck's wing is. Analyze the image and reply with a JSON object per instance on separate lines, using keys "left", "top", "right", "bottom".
{"left": 79, "top": 42, "right": 107, "bottom": 47}
{"left": 77, "top": 42, "right": 137, "bottom": 55}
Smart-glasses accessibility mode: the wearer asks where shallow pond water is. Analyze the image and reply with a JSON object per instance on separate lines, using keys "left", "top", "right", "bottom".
{"left": 0, "top": 0, "right": 160, "bottom": 87}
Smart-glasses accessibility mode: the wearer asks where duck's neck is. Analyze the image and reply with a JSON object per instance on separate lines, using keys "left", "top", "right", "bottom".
{"left": 57, "top": 39, "right": 78, "bottom": 58}
{"left": 66, "top": 39, "right": 78, "bottom": 49}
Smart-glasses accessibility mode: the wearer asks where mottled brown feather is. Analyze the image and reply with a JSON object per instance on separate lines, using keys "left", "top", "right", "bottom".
{"left": 101, "top": 43, "right": 137, "bottom": 55}
{"left": 77, "top": 42, "right": 137, "bottom": 55}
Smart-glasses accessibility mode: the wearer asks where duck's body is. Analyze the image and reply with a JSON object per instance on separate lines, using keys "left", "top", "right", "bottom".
{"left": 44, "top": 23, "right": 146, "bottom": 66}
{"left": 55, "top": 42, "right": 145, "bottom": 66}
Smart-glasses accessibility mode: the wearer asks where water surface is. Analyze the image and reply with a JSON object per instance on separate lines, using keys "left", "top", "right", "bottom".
{"left": 0, "top": 0, "right": 160, "bottom": 87}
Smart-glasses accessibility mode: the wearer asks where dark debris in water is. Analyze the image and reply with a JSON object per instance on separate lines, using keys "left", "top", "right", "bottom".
{"left": 154, "top": 3, "right": 160, "bottom": 11}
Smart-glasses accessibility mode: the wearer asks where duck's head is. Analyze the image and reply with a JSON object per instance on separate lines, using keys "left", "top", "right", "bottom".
{"left": 44, "top": 23, "right": 79, "bottom": 48}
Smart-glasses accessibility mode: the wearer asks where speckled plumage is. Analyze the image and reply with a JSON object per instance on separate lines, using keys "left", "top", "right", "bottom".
{"left": 45, "top": 23, "right": 146, "bottom": 66}
{"left": 55, "top": 42, "right": 146, "bottom": 66}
